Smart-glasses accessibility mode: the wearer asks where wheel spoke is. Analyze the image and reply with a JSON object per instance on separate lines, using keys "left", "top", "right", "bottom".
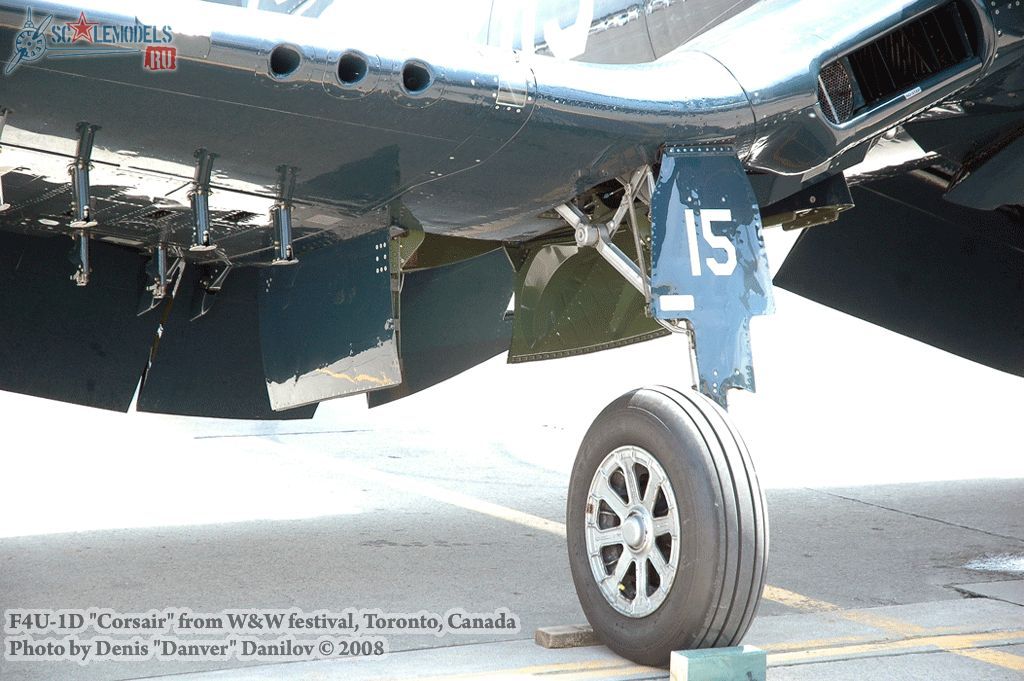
{"left": 585, "top": 445, "right": 682, "bottom": 620}
{"left": 621, "top": 457, "right": 642, "bottom": 505}
{"left": 606, "top": 553, "right": 632, "bottom": 591}
{"left": 653, "top": 516, "right": 676, "bottom": 538}
{"left": 648, "top": 545, "right": 670, "bottom": 579}
{"left": 633, "top": 559, "right": 651, "bottom": 612}
{"left": 642, "top": 466, "right": 664, "bottom": 513}
{"left": 593, "top": 527, "right": 625, "bottom": 548}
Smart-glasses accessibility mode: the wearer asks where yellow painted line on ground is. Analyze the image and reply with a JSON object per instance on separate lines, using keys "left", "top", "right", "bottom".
{"left": 351, "top": 468, "right": 878, "bottom": 623}
{"left": 531, "top": 664, "right": 655, "bottom": 680}
{"left": 352, "top": 466, "right": 1024, "bottom": 674}
{"left": 501, "top": 660, "right": 628, "bottom": 675}
{"left": 377, "top": 631, "right": 1024, "bottom": 681}
{"left": 378, "top": 659, "right": 657, "bottom": 681}
{"left": 769, "top": 629, "right": 1024, "bottom": 666}
{"left": 764, "top": 593, "right": 1024, "bottom": 672}
{"left": 350, "top": 464, "right": 567, "bottom": 538}
{"left": 842, "top": 610, "right": 929, "bottom": 636}
{"left": 759, "top": 635, "right": 876, "bottom": 652}
{"left": 953, "top": 648, "right": 1024, "bottom": 672}
{"left": 761, "top": 587, "right": 1024, "bottom": 670}
{"left": 761, "top": 586, "right": 840, "bottom": 613}
{"left": 760, "top": 585, "right": 925, "bottom": 634}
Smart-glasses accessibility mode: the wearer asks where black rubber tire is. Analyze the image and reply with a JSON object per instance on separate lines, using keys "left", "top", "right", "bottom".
{"left": 566, "top": 386, "right": 768, "bottom": 667}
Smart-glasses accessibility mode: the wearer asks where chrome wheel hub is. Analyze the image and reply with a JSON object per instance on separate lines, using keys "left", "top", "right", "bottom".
{"left": 621, "top": 514, "right": 646, "bottom": 550}
{"left": 585, "top": 446, "right": 681, "bottom": 618}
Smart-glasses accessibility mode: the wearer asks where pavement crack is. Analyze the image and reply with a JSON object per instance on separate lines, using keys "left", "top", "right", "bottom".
{"left": 807, "top": 489, "right": 1024, "bottom": 544}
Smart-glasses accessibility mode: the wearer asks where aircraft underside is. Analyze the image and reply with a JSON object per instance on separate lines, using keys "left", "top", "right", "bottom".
{"left": 1, "top": 0, "right": 1023, "bottom": 668}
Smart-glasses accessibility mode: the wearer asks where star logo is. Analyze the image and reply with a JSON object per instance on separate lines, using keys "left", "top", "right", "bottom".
{"left": 66, "top": 12, "right": 97, "bottom": 43}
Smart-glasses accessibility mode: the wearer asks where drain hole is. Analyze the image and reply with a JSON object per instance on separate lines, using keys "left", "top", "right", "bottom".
{"left": 338, "top": 51, "right": 368, "bottom": 85}
{"left": 269, "top": 44, "right": 302, "bottom": 78}
{"left": 401, "top": 61, "right": 432, "bottom": 94}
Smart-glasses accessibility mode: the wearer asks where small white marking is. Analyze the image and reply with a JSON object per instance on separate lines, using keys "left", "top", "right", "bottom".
{"left": 660, "top": 295, "right": 696, "bottom": 312}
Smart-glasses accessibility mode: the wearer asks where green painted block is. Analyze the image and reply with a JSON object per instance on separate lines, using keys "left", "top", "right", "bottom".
{"left": 670, "top": 646, "right": 767, "bottom": 681}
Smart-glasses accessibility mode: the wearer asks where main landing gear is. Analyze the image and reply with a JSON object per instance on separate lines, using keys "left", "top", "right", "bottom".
{"left": 565, "top": 386, "right": 767, "bottom": 667}
{"left": 556, "top": 149, "right": 774, "bottom": 666}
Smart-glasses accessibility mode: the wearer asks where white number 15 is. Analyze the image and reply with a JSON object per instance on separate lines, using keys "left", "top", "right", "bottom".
{"left": 683, "top": 209, "right": 737, "bottom": 277}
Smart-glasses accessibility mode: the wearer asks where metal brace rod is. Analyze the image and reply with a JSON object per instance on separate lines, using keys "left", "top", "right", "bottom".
{"left": 556, "top": 203, "right": 647, "bottom": 296}
{"left": 622, "top": 168, "right": 655, "bottom": 305}
{"left": 70, "top": 230, "right": 89, "bottom": 287}
{"left": 606, "top": 167, "right": 649, "bottom": 237}
{"left": 149, "top": 244, "right": 184, "bottom": 301}
{"left": 557, "top": 166, "right": 699, "bottom": 390}
{"left": 70, "top": 122, "right": 99, "bottom": 228}
{"left": 555, "top": 165, "right": 657, "bottom": 302}
{"left": 138, "top": 244, "right": 184, "bottom": 315}
{"left": 189, "top": 148, "right": 217, "bottom": 252}
{"left": 271, "top": 164, "right": 298, "bottom": 266}
{"left": 0, "top": 108, "right": 9, "bottom": 213}
{"left": 557, "top": 172, "right": 694, "bottom": 339}
{"left": 189, "top": 262, "right": 233, "bottom": 321}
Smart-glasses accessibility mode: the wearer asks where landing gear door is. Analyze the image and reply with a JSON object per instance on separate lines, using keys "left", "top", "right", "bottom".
{"left": 650, "top": 146, "right": 774, "bottom": 407}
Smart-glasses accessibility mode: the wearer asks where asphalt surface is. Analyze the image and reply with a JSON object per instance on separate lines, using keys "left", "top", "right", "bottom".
{"left": 1, "top": 231, "right": 1022, "bottom": 680}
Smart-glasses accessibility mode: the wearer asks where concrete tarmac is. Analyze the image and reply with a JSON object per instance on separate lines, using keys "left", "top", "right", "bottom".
{"left": 1, "top": 433, "right": 1021, "bottom": 681}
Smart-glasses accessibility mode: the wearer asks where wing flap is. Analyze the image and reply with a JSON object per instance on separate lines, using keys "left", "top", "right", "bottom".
{"left": 775, "top": 172, "right": 1024, "bottom": 378}
{"left": 0, "top": 231, "right": 156, "bottom": 411}
{"left": 368, "top": 248, "right": 514, "bottom": 407}
{"left": 137, "top": 266, "right": 317, "bottom": 420}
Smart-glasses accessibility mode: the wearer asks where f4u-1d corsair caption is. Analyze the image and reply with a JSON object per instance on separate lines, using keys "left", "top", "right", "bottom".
{"left": 1, "top": 0, "right": 1023, "bottom": 666}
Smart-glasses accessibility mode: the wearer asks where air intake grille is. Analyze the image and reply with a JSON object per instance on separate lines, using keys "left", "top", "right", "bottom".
{"left": 818, "top": 62, "right": 854, "bottom": 124}
{"left": 817, "top": 0, "right": 978, "bottom": 124}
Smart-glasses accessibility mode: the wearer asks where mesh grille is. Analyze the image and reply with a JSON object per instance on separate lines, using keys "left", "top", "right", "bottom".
{"left": 818, "top": 1, "right": 978, "bottom": 125}
{"left": 848, "top": 1, "right": 975, "bottom": 107}
{"left": 818, "top": 61, "right": 854, "bottom": 124}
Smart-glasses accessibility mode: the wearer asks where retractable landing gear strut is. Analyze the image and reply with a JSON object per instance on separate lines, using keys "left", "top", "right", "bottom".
{"left": 556, "top": 148, "right": 773, "bottom": 667}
